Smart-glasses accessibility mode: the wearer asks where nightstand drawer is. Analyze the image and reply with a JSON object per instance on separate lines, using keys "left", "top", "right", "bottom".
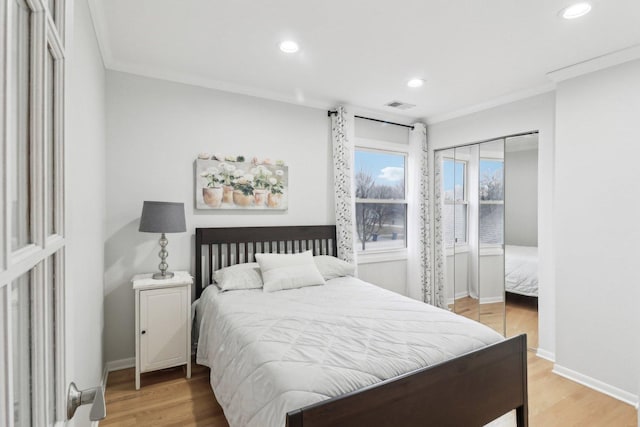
{"left": 139, "top": 287, "right": 189, "bottom": 372}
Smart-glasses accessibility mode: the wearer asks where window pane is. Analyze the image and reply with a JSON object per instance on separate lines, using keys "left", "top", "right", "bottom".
{"left": 12, "top": 272, "right": 32, "bottom": 427}
{"left": 354, "top": 151, "right": 405, "bottom": 200}
{"left": 480, "top": 159, "right": 504, "bottom": 201}
{"left": 46, "top": 46, "right": 56, "bottom": 235}
{"left": 10, "top": 0, "right": 32, "bottom": 251}
{"left": 443, "top": 159, "right": 465, "bottom": 202}
{"left": 356, "top": 203, "right": 406, "bottom": 251}
{"left": 443, "top": 204, "right": 467, "bottom": 246}
{"left": 480, "top": 204, "right": 504, "bottom": 245}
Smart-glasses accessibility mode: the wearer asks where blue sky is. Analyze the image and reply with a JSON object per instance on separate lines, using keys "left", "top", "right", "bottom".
{"left": 355, "top": 151, "right": 405, "bottom": 185}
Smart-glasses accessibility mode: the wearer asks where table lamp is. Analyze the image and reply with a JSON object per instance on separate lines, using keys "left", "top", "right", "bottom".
{"left": 139, "top": 201, "right": 186, "bottom": 279}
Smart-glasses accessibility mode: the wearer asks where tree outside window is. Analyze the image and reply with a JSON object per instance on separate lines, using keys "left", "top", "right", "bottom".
{"left": 354, "top": 150, "right": 407, "bottom": 252}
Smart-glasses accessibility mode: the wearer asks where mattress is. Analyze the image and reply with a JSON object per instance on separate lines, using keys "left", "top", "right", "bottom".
{"left": 505, "top": 245, "right": 539, "bottom": 297}
{"left": 195, "top": 276, "right": 504, "bottom": 427}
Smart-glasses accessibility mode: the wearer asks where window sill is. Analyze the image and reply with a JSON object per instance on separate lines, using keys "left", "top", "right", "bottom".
{"left": 357, "top": 249, "right": 408, "bottom": 264}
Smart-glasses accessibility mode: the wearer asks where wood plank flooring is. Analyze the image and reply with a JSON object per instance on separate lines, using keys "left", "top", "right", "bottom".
{"left": 102, "top": 301, "right": 637, "bottom": 426}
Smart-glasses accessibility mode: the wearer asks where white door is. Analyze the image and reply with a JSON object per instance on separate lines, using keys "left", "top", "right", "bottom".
{"left": 0, "top": 0, "right": 84, "bottom": 425}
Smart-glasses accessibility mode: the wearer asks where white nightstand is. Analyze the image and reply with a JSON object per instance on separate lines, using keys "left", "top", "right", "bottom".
{"left": 132, "top": 271, "right": 193, "bottom": 390}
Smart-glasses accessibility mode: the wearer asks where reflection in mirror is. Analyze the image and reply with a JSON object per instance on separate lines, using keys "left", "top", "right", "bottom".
{"left": 505, "top": 134, "right": 539, "bottom": 349}
{"left": 453, "top": 145, "right": 479, "bottom": 321}
{"left": 478, "top": 139, "right": 505, "bottom": 335}
{"left": 435, "top": 149, "right": 455, "bottom": 311}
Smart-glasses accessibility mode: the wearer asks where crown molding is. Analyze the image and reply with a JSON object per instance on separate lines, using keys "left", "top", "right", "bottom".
{"left": 424, "top": 83, "right": 555, "bottom": 125}
{"left": 547, "top": 44, "right": 640, "bottom": 83}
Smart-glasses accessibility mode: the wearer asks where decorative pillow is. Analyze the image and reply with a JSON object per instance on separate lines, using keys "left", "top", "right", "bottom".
{"left": 255, "top": 251, "right": 326, "bottom": 292}
{"left": 213, "top": 263, "right": 263, "bottom": 291}
{"left": 314, "top": 255, "right": 356, "bottom": 280}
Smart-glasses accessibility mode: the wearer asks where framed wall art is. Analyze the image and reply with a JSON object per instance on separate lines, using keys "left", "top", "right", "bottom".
{"left": 195, "top": 154, "right": 288, "bottom": 211}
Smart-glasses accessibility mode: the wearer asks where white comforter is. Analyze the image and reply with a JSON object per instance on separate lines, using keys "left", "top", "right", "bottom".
{"left": 196, "top": 276, "right": 503, "bottom": 427}
{"left": 505, "top": 245, "right": 539, "bottom": 297}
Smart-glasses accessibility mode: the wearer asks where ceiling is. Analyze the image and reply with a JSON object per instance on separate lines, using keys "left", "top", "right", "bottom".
{"left": 89, "top": 0, "right": 640, "bottom": 122}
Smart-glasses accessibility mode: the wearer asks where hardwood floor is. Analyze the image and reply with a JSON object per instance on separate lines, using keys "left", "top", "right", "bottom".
{"left": 103, "top": 302, "right": 637, "bottom": 426}
{"left": 102, "top": 363, "right": 229, "bottom": 427}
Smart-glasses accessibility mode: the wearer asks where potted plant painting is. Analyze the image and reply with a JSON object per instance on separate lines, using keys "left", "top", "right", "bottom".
{"left": 267, "top": 169, "right": 285, "bottom": 208}
{"left": 195, "top": 154, "right": 288, "bottom": 210}
{"left": 200, "top": 167, "right": 223, "bottom": 208}
{"left": 251, "top": 165, "right": 272, "bottom": 206}
{"left": 233, "top": 173, "right": 255, "bottom": 207}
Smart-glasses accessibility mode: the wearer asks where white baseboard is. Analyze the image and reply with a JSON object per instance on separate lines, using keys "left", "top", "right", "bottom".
{"left": 106, "top": 357, "right": 135, "bottom": 372}
{"left": 479, "top": 296, "right": 504, "bottom": 304}
{"left": 535, "top": 348, "right": 555, "bottom": 362}
{"left": 553, "top": 364, "right": 639, "bottom": 407}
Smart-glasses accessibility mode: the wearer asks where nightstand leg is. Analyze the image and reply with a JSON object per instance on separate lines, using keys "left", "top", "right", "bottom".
{"left": 135, "top": 366, "right": 140, "bottom": 390}
{"left": 187, "top": 360, "right": 191, "bottom": 379}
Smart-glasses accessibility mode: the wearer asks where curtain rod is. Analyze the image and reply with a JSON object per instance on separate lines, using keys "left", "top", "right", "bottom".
{"left": 327, "top": 110, "right": 415, "bottom": 130}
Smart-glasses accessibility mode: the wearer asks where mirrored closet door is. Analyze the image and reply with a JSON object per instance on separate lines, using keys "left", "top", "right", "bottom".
{"left": 436, "top": 139, "right": 505, "bottom": 335}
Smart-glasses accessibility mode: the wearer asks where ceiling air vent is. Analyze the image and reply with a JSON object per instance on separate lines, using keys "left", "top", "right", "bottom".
{"left": 385, "top": 101, "right": 416, "bottom": 110}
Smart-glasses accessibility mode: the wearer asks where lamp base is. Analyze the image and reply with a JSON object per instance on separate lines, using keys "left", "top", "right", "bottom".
{"left": 152, "top": 271, "right": 175, "bottom": 280}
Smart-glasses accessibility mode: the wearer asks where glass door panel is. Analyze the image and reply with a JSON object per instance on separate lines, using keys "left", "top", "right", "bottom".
{"left": 478, "top": 139, "right": 505, "bottom": 335}
{"left": 12, "top": 272, "right": 32, "bottom": 426}
{"left": 437, "top": 149, "right": 455, "bottom": 311}
{"left": 453, "top": 145, "right": 479, "bottom": 321}
{"left": 10, "top": 0, "right": 32, "bottom": 252}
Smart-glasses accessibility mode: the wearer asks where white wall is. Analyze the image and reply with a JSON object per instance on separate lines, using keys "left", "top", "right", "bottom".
{"left": 505, "top": 147, "right": 538, "bottom": 246}
{"left": 554, "top": 59, "right": 640, "bottom": 401}
{"left": 104, "top": 71, "right": 335, "bottom": 363}
{"left": 65, "top": 0, "right": 106, "bottom": 423}
{"left": 428, "top": 92, "right": 556, "bottom": 357}
{"left": 358, "top": 260, "right": 407, "bottom": 295}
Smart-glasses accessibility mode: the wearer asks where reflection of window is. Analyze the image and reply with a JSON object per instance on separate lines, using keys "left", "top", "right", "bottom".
{"left": 443, "top": 159, "right": 467, "bottom": 247}
{"left": 479, "top": 159, "right": 504, "bottom": 245}
{"left": 354, "top": 149, "right": 407, "bottom": 252}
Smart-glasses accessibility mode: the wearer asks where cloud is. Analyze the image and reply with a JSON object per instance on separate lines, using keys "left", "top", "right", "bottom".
{"left": 378, "top": 167, "right": 404, "bottom": 182}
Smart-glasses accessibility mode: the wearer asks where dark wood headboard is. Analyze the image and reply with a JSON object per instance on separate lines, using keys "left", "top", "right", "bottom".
{"left": 195, "top": 225, "right": 338, "bottom": 298}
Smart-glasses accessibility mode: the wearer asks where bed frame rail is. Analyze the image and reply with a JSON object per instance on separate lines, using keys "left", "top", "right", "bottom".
{"left": 286, "top": 334, "right": 528, "bottom": 427}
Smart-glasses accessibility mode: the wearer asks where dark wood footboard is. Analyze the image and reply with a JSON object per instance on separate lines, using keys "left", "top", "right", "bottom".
{"left": 286, "top": 334, "right": 528, "bottom": 427}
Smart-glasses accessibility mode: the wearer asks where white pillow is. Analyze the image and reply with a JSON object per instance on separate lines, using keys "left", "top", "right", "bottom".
{"left": 314, "top": 255, "right": 356, "bottom": 280}
{"left": 213, "top": 262, "right": 263, "bottom": 291}
{"left": 255, "top": 251, "right": 325, "bottom": 292}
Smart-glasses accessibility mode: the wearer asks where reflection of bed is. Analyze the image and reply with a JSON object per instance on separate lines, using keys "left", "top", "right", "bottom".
{"left": 505, "top": 245, "right": 538, "bottom": 297}
{"left": 195, "top": 226, "right": 528, "bottom": 427}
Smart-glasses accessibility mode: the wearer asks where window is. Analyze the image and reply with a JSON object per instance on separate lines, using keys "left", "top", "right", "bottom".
{"left": 442, "top": 159, "right": 467, "bottom": 247}
{"left": 479, "top": 159, "right": 504, "bottom": 245}
{"left": 354, "top": 149, "right": 407, "bottom": 252}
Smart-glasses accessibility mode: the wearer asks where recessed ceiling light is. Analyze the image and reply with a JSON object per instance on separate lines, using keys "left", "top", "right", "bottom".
{"left": 560, "top": 2, "right": 592, "bottom": 19}
{"left": 279, "top": 40, "right": 299, "bottom": 53}
{"left": 407, "top": 78, "right": 425, "bottom": 88}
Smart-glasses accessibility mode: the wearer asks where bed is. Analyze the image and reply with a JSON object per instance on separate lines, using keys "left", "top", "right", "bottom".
{"left": 505, "top": 245, "right": 539, "bottom": 297}
{"left": 195, "top": 226, "right": 528, "bottom": 427}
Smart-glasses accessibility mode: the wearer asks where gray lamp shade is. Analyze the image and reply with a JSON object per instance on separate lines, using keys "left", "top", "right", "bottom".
{"left": 139, "top": 201, "right": 186, "bottom": 233}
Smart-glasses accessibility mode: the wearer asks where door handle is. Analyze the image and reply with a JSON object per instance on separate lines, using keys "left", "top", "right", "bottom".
{"left": 67, "top": 382, "right": 107, "bottom": 421}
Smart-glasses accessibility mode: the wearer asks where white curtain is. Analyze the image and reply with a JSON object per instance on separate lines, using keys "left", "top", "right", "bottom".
{"left": 433, "top": 150, "right": 446, "bottom": 308}
{"left": 407, "top": 123, "right": 445, "bottom": 307}
{"left": 330, "top": 106, "right": 357, "bottom": 265}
